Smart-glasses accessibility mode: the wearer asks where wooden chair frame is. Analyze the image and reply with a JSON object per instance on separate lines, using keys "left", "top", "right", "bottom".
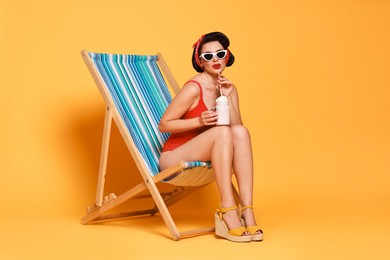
{"left": 80, "top": 50, "right": 239, "bottom": 240}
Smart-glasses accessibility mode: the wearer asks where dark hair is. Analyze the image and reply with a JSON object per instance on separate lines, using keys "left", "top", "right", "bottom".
{"left": 192, "top": 31, "right": 235, "bottom": 73}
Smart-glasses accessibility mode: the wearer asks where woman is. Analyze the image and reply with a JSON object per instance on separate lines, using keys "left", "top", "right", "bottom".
{"left": 158, "top": 32, "right": 262, "bottom": 242}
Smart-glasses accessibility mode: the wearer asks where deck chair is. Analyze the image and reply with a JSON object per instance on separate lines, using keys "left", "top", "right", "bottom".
{"left": 80, "top": 49, "right": 238, "bottom": 240}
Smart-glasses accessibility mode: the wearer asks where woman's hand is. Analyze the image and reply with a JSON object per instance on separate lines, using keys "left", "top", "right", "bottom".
{"left": 200, "top": 109, "right": 218, "bottom": 126}
{"left": 218, "top": 74, "right": 235, "bottom": 97}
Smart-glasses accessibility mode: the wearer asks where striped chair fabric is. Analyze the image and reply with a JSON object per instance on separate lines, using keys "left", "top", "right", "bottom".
{"left": 89, "top": 52, "right": 212, "bottom": 179}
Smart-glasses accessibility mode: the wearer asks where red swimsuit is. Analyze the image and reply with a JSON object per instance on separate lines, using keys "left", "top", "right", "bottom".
{"left": 162, "top": 80, "right": 210, "bottom": 152}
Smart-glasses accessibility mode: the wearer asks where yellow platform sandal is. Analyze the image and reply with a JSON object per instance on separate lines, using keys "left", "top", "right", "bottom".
{"left": 240, "top": 205, "right": 264, "bottom": 241}
{"left": 215, "top": 205, "right": 252, "bottom": 242}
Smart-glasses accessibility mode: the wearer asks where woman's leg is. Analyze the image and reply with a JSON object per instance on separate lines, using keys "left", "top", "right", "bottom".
{"left": 159, "top": 126, "right": 244, "bottom": 231}
{"left": 230, "top": 125, "right": 259, "bottom": 228}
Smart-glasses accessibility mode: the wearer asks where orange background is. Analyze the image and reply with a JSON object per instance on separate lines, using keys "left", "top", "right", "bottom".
{"left": 1, "top": 0, "right": 389, "bottom": 259}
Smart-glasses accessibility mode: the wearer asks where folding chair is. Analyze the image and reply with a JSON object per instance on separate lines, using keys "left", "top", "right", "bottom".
{"left": 80, "top": 50, "right": 238, "bottom": 240}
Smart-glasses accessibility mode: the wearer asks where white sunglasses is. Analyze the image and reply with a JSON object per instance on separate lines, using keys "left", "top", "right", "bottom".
{"left": 199, "top": 50, "right": 227, "bottom": 61}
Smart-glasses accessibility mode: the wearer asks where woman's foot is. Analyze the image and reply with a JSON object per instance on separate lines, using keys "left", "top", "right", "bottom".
{"left": 240, "top": 205, "right": 263, "bottom": 241}
{"left": 215, "top": 205, "right": 252, "bottom": 242}
{"left": 221, "top": 206, "right": 250, "bottom": 236}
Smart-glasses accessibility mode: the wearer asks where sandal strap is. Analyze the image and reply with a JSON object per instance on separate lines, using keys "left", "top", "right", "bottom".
{"left": 217, "top": 205, "right": 238, "bottom": 214}
{"left": 239, "top": 205, "right": 253, "bottom": 218}
{"left": 240, "top": 204, "right": 253, "bottom": 211}
{"left": 228, "top": 226, "right": 248, "bottom": 237}
{"left": 246, "top": 225, "right": 263, "bottom": 234}
{"left": 217, "top": 205, "right": 238, "bottom": 219}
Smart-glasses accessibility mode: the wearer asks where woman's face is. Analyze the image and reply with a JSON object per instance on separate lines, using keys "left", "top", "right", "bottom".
{"left": 199, "top": 41, "right": 227, "bottom": 75}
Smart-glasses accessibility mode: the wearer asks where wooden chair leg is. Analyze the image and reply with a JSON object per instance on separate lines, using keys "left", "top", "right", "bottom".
{"left": 96, "top": 106, "right": 113, "bottom": 207}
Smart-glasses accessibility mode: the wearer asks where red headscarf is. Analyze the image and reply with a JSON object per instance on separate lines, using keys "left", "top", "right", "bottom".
{"left": 192, "top": 35, "right": 205, "bottom": 67}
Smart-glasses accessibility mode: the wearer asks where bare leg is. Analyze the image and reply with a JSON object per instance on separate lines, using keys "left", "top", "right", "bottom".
{"left": 159, "top": 126, "right": 244, "bottom": 231}
{"left": 230, "top": 125, "right": 259, "bottom": 228}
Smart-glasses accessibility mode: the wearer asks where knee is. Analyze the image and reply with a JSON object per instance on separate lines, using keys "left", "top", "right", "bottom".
{"left": 213, "top": 126, "right": 233, "bottom": 144}
{"left": 230, "top": 125, "right": 251, "bottom": 142}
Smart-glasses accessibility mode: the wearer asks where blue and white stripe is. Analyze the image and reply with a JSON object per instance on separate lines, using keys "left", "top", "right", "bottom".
{"left": 89, "top": 52, "right": 211, "bottom": 177}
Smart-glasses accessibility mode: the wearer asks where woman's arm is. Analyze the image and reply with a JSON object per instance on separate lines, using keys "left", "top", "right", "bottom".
{"left": 159, "top": 82, "right": 217, "bottom": 133}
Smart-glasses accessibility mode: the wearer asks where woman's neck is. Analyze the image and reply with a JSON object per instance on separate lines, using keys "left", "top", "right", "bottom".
{"left": 200, "top": 72, "right": 218, "bottom": 89}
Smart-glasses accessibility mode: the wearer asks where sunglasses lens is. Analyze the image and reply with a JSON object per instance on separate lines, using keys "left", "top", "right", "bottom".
{"left": 203, "top": 54, "right": 214, "bottom": 61}
{"left": 217, "top": 50, "right": 227, "bottom": 59}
